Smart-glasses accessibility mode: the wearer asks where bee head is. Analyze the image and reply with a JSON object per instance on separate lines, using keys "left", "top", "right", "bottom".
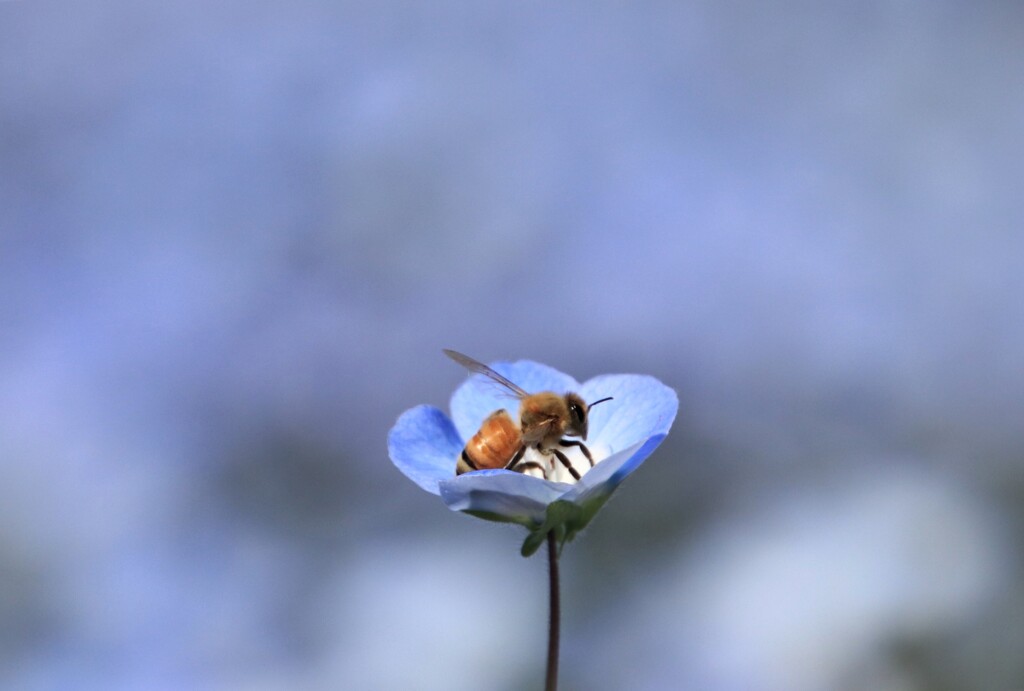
{"left": 565, "top": 393, "right": 589, "bottom": 440}
{"left": 564, "top": 393, "right": 613, "bottom": 441}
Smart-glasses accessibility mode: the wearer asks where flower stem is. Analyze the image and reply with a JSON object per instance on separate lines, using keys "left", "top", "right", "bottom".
{"left": 545, "top": 530, "right": 560, "bottom": 691}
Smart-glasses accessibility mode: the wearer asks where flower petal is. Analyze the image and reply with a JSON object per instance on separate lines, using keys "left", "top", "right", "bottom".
{"left": 580, "top": 374, "right": 678, "bottom": 453}
{"left": 449, "top": 359, "right": 581, "bottom": 441}
{"left": 565, "top": 434, "right": 668, "bottom": 506}
{"left": 439, "top": 470, "right": 570, "bottom": 527}
{"left": 388, "top": 405, "right": 463, "bottom": 495}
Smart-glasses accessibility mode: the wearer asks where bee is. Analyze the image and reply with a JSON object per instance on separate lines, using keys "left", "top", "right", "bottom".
{"left": 444, "top": 349, "right": 613, "bottom": 480}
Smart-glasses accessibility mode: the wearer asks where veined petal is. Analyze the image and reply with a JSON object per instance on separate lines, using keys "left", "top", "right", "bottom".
{"left": 388, "top": 405, "right": 463, "bottom": 495}
{"left": 449, "top": 359, "right": 580, "bottom": 441}
{"left": 580, "top": 374, "right": 678, "bottom": 453}
{"left": 439, "top": 470, "right": 571, "bottom": 527}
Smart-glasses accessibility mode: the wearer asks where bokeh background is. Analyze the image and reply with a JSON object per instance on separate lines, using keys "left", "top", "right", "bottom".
{"left": 3, "top": 1, "right": 1023, "bottom": 689}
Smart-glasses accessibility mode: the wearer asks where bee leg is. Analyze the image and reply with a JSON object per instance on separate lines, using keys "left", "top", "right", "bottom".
{"left": 503, "top": 445, "right": 527, "bottom": 471}
{"left": 513, "top": 460, "right": 547, "bottom": 479}
{"left": 558, "top": 439, "right": 595, "bottom": 467}
{"left": 511, "top": 447, "right": 547, "bottom": 478}
{"left": 550, "top": 448, "right": 582, "bottom": 481}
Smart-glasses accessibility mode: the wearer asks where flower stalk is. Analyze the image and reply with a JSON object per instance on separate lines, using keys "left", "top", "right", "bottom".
{"left": 546, "top": 530, "right": 560, "bottom": 691}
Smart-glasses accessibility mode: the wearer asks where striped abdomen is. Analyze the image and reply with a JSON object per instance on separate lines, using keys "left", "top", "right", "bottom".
{"left": 457, "top": 409, "right": 522, "bottom": 475}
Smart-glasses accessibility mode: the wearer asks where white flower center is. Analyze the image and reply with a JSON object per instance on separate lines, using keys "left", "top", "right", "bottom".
{"left": 518, "top": 441, "right": 613, "bottom": 484}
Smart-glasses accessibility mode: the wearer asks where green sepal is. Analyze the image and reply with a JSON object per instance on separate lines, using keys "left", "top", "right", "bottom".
{"left": 463, "top": 490, "right": 618, "bottom": 557}
{"left": 520, "top": 498, "right": 605, "bottom": 557}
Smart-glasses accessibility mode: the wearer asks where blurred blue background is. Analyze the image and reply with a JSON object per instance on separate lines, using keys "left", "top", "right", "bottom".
{"left": 2, "top": 1, "right": 1023, "bottom": 689}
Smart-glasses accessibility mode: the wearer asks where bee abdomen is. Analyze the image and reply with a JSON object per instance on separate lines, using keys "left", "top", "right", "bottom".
{"left": 456, "top": 409, "right": 521, "bottom": 474}
{"left": 457, "top": 448, "right": 479, "bottom": 473}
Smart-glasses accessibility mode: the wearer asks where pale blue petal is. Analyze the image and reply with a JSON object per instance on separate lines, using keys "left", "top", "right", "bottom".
{"left": 580, "top": 374, "right": 678, "bottom": 453}
{"left": 564, "top": 434, "right": 668, "bottom": 505}
{"left": 439, "top": 470, "right": 570, "bottom": 525}
{"left": 388, "top": 405, "right": 463, "bottom": 495}
{"left": 449, "top": 359, "right": 580, "bottom": 441}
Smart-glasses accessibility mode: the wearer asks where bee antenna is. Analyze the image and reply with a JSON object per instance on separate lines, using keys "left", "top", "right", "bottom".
{"left": 587, "top": 396, "right": 613, "bottom": 411}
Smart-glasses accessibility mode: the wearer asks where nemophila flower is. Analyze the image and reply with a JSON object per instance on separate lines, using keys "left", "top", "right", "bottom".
{"left": 388, "top": 357, "right": 677, "bottom": 556}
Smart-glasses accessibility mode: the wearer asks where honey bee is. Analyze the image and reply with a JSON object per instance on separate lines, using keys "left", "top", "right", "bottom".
{"left": 445, "top": 349, "right": 613, "bottom": 480}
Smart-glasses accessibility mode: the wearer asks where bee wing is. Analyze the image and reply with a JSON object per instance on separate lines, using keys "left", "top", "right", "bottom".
{"left": 443, "top": 349, "right": 529, "bottom": 398}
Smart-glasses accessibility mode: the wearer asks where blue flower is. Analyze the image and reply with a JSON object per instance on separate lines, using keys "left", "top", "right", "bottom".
{"left": 388, "top": 359, "right": 678, "bottom": 555}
